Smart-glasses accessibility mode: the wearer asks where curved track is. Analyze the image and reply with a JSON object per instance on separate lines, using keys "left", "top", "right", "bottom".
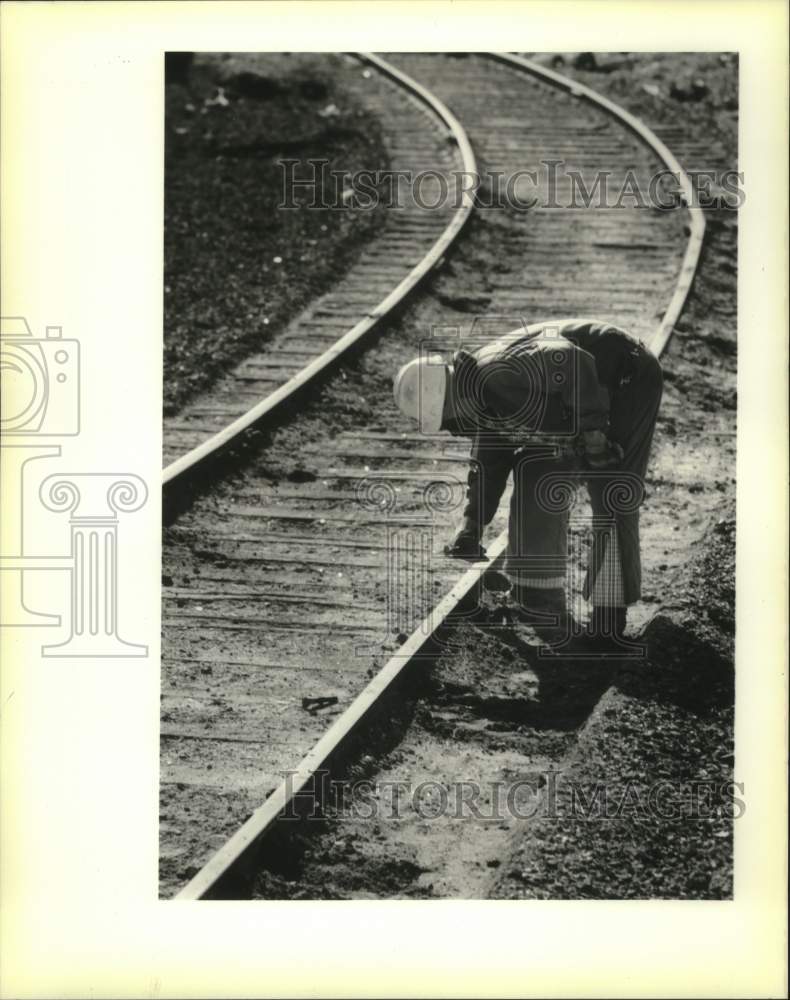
{"left": 161, "top": 52, "right": 703, "bottom": 899}
{"left": 161, "top": 52, "right": 480, "bottom": 896}
{"left": 163, "top": 53, "right": 476, "bottom": 479}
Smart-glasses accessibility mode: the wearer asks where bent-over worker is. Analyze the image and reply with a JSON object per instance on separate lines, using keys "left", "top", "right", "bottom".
{"left": 392, "top": 318, "right": 663, "bottom": 647}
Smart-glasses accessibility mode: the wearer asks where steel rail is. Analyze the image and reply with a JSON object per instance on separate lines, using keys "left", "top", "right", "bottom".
{"left": 489, "top": 53, "right": 706, "bottom": 357}
{"left": 162, "top": 52, "right": 477, "bottom": 491}
{"left": 174, "top": 53, "right": 704, "bottom": 901}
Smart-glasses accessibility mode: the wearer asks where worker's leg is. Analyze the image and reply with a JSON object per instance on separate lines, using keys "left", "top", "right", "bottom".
{"left": 505, "top": 451, "right": 570, "bottom": 618}
{"left": 584, "top": 499, "right": 630, "bottom": 640}
{"left": 586, "top": 345, "right": 663, "bottom": 639}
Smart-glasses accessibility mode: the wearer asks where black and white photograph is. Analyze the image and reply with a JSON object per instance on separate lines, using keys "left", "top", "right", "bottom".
{"left": 1, "top": 3, "right": 787, "bottom": 998}
{"left": 161, "top": 50, "right": 741, "bottom": 900}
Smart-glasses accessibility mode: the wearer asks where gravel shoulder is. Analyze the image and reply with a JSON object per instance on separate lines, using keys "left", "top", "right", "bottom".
{"left": 164, "top": 53, "right": 388, "bottom": 416}
{"left": 492, "top": 507, "right": 735, "bottom": 899}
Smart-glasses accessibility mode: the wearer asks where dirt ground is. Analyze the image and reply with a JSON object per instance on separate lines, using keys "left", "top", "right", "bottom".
{"left": 164, "top": 53, "right": 388, "bottom": 415}
{"left": 163, "top": 52, "right": 738, "bottom": 899}
{"left": 543, "top": 51, "right": 738, "bottom": 159}
{"left": 251, "top": 507, "right": 735, "bottom": 900}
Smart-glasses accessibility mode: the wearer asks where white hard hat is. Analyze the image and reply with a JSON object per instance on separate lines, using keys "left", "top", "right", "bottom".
{"left": 393, "top": 355, "right": 447, "bottom": 433}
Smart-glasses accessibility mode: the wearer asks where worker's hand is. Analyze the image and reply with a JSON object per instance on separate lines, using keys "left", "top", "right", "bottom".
{"left": 583, "top": 430, "right": 624, "bottom": 469}
{"left": 444, "top": 521, "right": 487, "bottom": 561}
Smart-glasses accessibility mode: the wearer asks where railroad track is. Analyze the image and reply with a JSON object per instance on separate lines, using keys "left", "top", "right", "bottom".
{"left": 160, "top": 52, "right": 703, "bottom": 899}
{"left": 162, "top": 53, "right": 475, "bottom": 477}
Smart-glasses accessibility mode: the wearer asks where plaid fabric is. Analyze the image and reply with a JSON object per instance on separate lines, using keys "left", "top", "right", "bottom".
{"left": 589, "top": 526, "right": 625, "bottom": 606}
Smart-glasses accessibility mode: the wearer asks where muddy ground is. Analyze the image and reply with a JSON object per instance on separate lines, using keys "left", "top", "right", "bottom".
{"left": 163, "top": 52, "right": 737, "bottom": 899}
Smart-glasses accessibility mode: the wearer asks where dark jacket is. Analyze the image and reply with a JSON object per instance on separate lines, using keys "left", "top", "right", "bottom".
{"left": 461, "top": 318, "right": 646, "bottom": 527}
